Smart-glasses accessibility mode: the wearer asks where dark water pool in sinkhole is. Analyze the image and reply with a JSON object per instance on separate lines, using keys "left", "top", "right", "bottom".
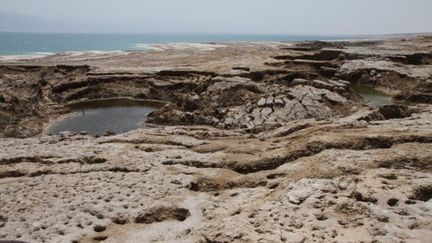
{"left": 47, "top": 98, "right": 163, "bottom": 136}
{"left": 352, "top": 84, "right": 394, "bottom": 107}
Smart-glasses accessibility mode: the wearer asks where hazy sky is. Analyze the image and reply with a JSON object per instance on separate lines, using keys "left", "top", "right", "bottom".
{"left": 1, "top": 0, "right": 431, "bottom": 34}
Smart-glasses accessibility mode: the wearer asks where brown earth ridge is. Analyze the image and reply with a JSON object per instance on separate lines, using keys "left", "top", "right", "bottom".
{"left": 0, "top": 36, "right": 432, "bottom": 242}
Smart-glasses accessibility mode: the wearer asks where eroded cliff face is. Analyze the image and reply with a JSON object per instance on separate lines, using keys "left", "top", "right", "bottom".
{"left": 0, "top": 37, "right": 432, "bottom": 242}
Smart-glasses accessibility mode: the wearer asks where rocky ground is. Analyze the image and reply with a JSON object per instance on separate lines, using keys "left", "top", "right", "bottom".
{"left": 0, "top": 36, "right": 432, "bottom": 242}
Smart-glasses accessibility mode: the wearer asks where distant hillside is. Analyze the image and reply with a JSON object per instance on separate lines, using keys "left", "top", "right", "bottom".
{"left": 0, "top": 12, "right": 98, "bottom": 33}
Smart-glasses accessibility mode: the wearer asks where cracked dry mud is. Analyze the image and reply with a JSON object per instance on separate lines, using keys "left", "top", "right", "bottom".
{"left": 1, "top": 36, "right": 432, "bottom": 242}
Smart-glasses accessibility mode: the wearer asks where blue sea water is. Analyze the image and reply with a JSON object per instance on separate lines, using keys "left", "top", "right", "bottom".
{"left": 0, "top": 32, "right": 368, "bottom": 56}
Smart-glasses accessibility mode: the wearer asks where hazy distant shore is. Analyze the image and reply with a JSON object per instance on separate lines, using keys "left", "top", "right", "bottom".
{"left": 0, "top": 32, "right": 395, "bottom": 57}
{"left": 1, "top": 32, "right": 430, "bottom": 62}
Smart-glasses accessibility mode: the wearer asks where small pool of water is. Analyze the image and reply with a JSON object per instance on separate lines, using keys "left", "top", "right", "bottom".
{"left": 352, "top": 84, "right": 394, "bottom": 107}
{"left": 48, "top": 98, "right": 162, "bottom": 136}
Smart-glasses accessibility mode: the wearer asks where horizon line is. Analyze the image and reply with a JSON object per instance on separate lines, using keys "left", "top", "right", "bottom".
{"left": 1, "top": 30, "right": 431, "bottom": 37}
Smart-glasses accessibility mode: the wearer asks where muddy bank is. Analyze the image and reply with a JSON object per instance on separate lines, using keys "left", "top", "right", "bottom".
{"left": 0, "top": 36, "right": 432, "bottom": 242}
